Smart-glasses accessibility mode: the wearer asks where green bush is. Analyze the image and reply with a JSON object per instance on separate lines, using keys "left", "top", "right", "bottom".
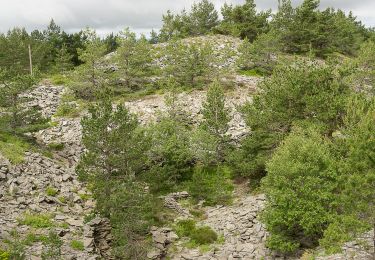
{"left": 175, "top": 220, "right": 218, "bottom": 246}
{"left": 190, "top": 226, "right": 218, "bottom": 245}
{"left": 48, "top": 143, "right": 65, "bottom": 151}
{"left": 70, "top": 240, "right": 84, "bottom": 251}
{"left": 187, "top": 166, "right": 233, "bottom": 206}
{"left": 175, "top": 219, "right": 197, "bottom": 237}
{"left": 50, "top": 74, "right": 71, "bottom": 85}
{"left": 54, "top": 103, "right": 81, "bottom": 118}
{"left": 261, "top": 127, "right": 337, "bottom": 253}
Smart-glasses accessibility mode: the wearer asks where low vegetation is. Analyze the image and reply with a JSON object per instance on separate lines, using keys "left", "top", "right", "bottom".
{"left": 17, "top": 213, "right": 54, "bottom": 228}
{"left": 174, "top": 219, "right": 218, "bottom": 246}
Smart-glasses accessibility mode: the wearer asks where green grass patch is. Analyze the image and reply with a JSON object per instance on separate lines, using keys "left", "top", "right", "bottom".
{"left": 238, "top": 69, "right": 264, "bottom": 77}
{"left": 54, "top": 103, "right": 81, "bottom": 118}
{"left": 0, "top": 132, "right": 30, "bottom": 164}
{"left": 70, "top": 240, "right": 84, "bottom": 251}
{"left": 49, "top": 74, "right": 72, "bottom": 86}
{"left": 18, "top": 213, "right": 54, "bottom": 228}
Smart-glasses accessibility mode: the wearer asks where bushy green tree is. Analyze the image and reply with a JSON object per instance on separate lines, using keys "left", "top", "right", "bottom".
{"left": 0, "top": 69, "right": 46, "bottom": 133}
{"left": 53, "top": 43, "right": 74, "bottom": 74}
{"left": 261, "top": 126, "right": 338, "bottom": 253}
{"left": 158, "top": 0, "right": 218, "bottom": 41}
{"left": 196, "top": 81, "right": 230, "bottom": 163}
{"left": 145, "top": 90, "right": 194, "bottom": 193}
{"left": 231, "top": 60, "right": 349, "bottom": 179}
{"left": 72, "top": 29, "right": 107, "bottom": 99}
{"left": 189, "top": 0, "right": 219, "bottom": 36}
{"left": 237, "top": 31, "right": 281, "bottom": 75}
{"left": 115, "top": 28, "right": 153, "bottom": 90}
{"left": 216, "top": 0, "right": 270, "bottom": 41}
{"left": 162, "top": 40, "right": 215, "bottom": 88}
{"left": 77, "top": 96, "right": 154, "bottom": 258}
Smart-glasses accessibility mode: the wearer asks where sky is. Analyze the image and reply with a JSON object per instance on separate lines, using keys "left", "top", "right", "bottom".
{"left": 1, "top": 0, "right": 375, "bottom": 36}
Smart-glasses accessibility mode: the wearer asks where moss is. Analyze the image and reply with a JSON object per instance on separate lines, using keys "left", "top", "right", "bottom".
{"left": 70, "top": 240, "right": 84, "bottom": 251}
{"left": 18, "top": 213, "right": 54, "bottom": 228}
{"left": 50, "top": 74, "right": 72, "bottom": 85}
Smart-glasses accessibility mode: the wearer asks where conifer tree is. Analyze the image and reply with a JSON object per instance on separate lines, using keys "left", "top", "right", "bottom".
{"left": 72, "top": 29, "right": 107, "bottom": 99}
{"left": 53, "top": 44, "right": 74, "bottom": 74}
{"left": 115, "top": 28, "right": 153, "bottom": 90}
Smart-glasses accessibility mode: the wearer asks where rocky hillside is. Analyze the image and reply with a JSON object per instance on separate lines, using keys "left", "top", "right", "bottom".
{"left": 0, "top": 75, "right": 373, "bottom": 259}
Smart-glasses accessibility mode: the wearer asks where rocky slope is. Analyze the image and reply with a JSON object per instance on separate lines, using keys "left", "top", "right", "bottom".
{"left": 0, "top": 79, "right": 374, "bottom": 259}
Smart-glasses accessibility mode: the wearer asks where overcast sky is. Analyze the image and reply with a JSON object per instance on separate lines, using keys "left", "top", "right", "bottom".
{"left": 1, "top": 0, "right": 374, "bottom": 36}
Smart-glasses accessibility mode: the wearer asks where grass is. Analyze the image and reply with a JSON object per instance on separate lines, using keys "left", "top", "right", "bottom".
{"left": 49, "top": 74, "right": 72, "bottom": 86}
{"left": 46, "top": 187, "right": 58, "bottom": 197}
{"left": 238, "top": 69, "right": 264, "bottom": 77}
{"left": 70, "top": 240, "right": 84, "bottom": 251}
{"left": 54, "top": 103, "right": 81, "bottom": 118}
{"left": 0, "top": 132, "right": 30, "bottom": 164}
{"left": 78, "top": 193, "right": 91, "bottom": 201}
{"left": 17, "top": 213, "right": 54, "bottom": 228}
{"left": 0, "top": 249, "right": 9, "bottom": 260}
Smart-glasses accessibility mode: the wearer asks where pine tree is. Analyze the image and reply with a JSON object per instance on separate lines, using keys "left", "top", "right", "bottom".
{"left": 189, "top": 0, "right": 219, "bottom": 36}
{"left": 198, "top": 81, "right": 230, "bottom": 163}
{"left": 72, "top": 29, "right": 107, "bottom": 99}
{"left": 77, "top": 96, "right": 153, "bottom": 258}
{"left": 53, "top": 44, "right": 73, "bottom": 74}
{"left": 0, "top": 68, "right": 45, "bottom": 133}
{"left": 115, "top": 28, "right": 153, "bottom": 90}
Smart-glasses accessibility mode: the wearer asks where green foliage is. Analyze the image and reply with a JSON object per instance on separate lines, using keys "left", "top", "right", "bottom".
{"left": 3, "top": 230, "right": 26, "bottom": 260}
{"left": 114, "top": 28, "right": 154, "bottom": 90}
{"left": 175, "top": 219, "right": 197, "bottom": 237}
{"left": 187, "top": 166, "right": 233, "bottom": 206}
{"left": 0, "top": 132, "right": 30, "bottom": 164}
{"left": 198, "top": 81, "right": 230, "bottom": 163}
{"left": 18, "top": 213, "right": 54, "bottom": 228}
{"left": 232, "top": 59, "right": 349, "bottom": 179}
{"left": 175, "top": 220, "right": 218, "bottom": 245}
{"left": 159, "top": 0, "right": 218, "bottom": 41}
{"left": 146, "top": 117, "right": 194, "bottom": 193}
{"left": 47, "top": 142, "right": 64, "bottom": 151}
{"left": 70, "top": 240, "right": 84, "bottom": 251}
{"left": 40, "top": 231, "right": 63, "bottom": 260}
{"left": 161, "top": 39, "right": 216, "bottom": 88}
{"left": 237, "top": 31, "right": 281, "bottom": 75}
{"left": 261, "top": 126, "right": 337, "bottom": 253}
{"left": 0, "top": 249, "right": 9, "bottom": 260}
{"left": 71, "top": 29, "right": 107, "bottom": 100}
{"left": 46, "top": 187, "right": 58, "bottom": 197}
{"left": 53, "top": 44, "right": 74, "bottom": 74}
{"left": 0, "top": 69, "right": 47, "bottom": 134}
{"left": 49, "top": 74, "right": 71, "bottom": 85}
{"left": 271, "top": 0, "right": 367, "bottom": 57}
{"left": 216, "top": 0, "right": 270, "bottom": 41}
{"left": 77, "top": 96, "right": 158, "bottom": 258}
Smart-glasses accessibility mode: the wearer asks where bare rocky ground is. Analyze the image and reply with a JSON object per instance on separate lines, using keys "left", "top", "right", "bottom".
{"left": 0, "top": 79, "right": 373, "bottom": 259}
